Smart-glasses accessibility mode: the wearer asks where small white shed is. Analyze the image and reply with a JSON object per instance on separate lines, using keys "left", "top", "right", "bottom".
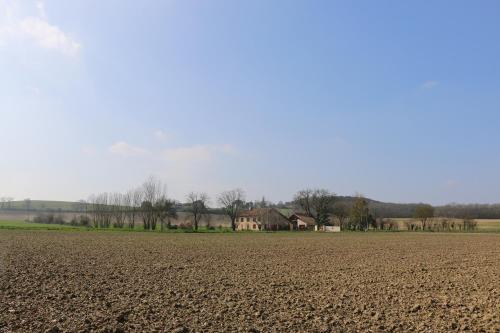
{"left": 315, "top": 225, "right": 341, "bottom": 232}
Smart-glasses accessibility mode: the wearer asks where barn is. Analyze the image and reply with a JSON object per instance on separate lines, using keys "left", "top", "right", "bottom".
{"left": 289, "top": 213, "right": 316, "bottom": 230}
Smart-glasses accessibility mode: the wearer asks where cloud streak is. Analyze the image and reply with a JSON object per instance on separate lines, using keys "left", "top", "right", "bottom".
{"left": 163, "top": 144, "right": 235, "bottom": 163}
{"left": 109, "top": 142, "right": 149, "bottom": 157}
{"left": 421, "top": 80, "right": 438, "bottom": 89}
{"left": 153, "top": 129, "right": 170, "bottom": 142}
{"left": 107, "top": 140, "right": 236, "bottom": 162}
{"left": 20, "top": 16, "right": 81, "bottom": 56}
{"left": 0, "top": 1, "right": 81, "bottom": 56}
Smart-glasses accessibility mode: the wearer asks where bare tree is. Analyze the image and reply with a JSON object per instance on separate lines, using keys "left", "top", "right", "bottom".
{"left": 332, "top": 201, "right": 349, "bottom": 229}
{"left": 294, "top": 189, "right": 336, "bottom": 226}
{"left": 102, "top": 193, "right": 112, "bottom": 228}
{"left": 87, "top": 193, "right": 113, "bottom": 228}
{"left": 140, "top": 177, "right": 166, "bottom": 230}
{"left": 140, "top": 201, "right": 154, "bottom": 230}
{"left": 97, "top": 193, "right": 111, "bottom": 228}
{"left": 88, "top": 194, "right": 98, "bottom": 228}
{"left": 122, "top": 190, "right": 132, "bottom": 228}
{"left": 217, "top": 189, "right": 245, "bottom": 231}
{"left": 414, "top": 204, "right": 434, "bottom": 231}
{"left": 386, "top": 218, "right": 398, "bottom": 231}
{"left": 186, "top": 192, "right": 209, "bottom": 231}
{"left": 122, "top": 188, "right": 144, "bottom": 229}
{"left": 156, "top": 197, "right": 177, "bottom": 231}
{"left": 131, "top": 188, "right": 143, "bottom": 229}
{"left": 205, "top": 213, "right": 213, "bottom": 229}
{"left": 438, "top": 217, "right": 450, "bottom": 231}
{"left": 462, "top": 218, "right": 477, "bottom": 231}
{"left": 350, "top": 195, "right": 370, "bottom": 231}
{"left": 110, "top": 193, "right": 126, "bottom": 228}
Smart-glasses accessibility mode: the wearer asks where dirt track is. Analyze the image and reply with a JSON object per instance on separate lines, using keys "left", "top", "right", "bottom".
{"left": 0, "top": 231, "right": 499, "bottom": 332}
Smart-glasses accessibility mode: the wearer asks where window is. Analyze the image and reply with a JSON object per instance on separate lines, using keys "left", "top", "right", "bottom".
{"left": 240, "top": 217, "right": 244, "bottom": 222}
{"left": 253, "top": 218, "right": 256, "bottom": 222}
{"left": 253, "top": 224, "right": 257, "bottom": 229}
{"left": 246, "top": 217, "right": 250, "bottom": 222}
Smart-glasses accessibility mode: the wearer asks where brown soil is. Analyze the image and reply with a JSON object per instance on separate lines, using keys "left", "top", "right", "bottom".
{"left": 0, "top": 231, "right": 499, "bottom": 332}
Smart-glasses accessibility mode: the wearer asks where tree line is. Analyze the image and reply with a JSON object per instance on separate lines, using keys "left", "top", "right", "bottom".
{"left": 80, "top": 177, "right": 245, "bottom": 232}
{"left": 17, "top": 180, "right": 481, "bottom": 232}
{"left": 87, "top": 177, "right": 182, "bottom": 231}
{"left": 293, "top": 190, "right": 478, "bottom": 232}
{"left": 4, "top": 195, "right": 500, "bottom": 220}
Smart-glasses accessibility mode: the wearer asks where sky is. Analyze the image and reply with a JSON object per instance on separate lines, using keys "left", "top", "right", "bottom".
{"left": 1, "top": 0, "right": 500, "bottom": 205}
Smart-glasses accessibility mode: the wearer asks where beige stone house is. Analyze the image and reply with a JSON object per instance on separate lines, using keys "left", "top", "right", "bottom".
{"left": 237, "top": 208, "right": 292, "bottom": 231}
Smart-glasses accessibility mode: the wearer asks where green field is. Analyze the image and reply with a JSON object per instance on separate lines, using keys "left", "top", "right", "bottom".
{"left": 391, "top": 218, "right": 500, "bottom": 232}
{"left": 1, "top": 218, "right": 499, "bottom": 232}
{"left": 0, "top": 220, "right": 234, "bottom": 233}
{"left": 475, "top": 219, "right": 500, "bottom": 231}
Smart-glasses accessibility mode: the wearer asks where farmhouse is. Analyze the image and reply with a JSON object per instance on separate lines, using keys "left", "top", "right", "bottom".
{"left": 237, "top": 208, "right": 292, "bottom": 231}
{"left": 237, "top": 209, "right": 341, "bottom": 232}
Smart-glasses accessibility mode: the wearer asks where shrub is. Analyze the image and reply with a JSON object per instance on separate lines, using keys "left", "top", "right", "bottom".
{"left": 178, "top": 222, "right": 192, "bottom": 230}
{"left": 70, "top": 215, "right": 91, "bottom": 227}
{"left": 54, "top": 215, "right": 65, "bottom": 225}
{"left": 463, "top": 218, "right": 477, "bottom": 231}
{"left": 79, "top": 215, "right": 91, "bottom": 227}
{"left": 33, "top": 213, "right": 66, "bottom": 225}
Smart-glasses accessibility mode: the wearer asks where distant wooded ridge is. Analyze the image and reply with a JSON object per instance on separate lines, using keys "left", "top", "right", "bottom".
{"left": 2, "top": 197, "right": 500, "bottom": 219}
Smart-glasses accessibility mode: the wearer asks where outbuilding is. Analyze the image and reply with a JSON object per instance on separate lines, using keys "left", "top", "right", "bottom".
{"left": 289, "top": 213, "right": 316, "bottom": 230}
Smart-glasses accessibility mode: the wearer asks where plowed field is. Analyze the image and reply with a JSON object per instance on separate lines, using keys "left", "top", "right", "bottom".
{"left": 1, "top": 231, "right": 499, "bottom": 332}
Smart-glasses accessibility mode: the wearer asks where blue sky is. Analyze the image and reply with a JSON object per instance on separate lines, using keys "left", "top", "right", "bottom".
{"left": 1, "top": 0, "right": 499, "bottom": 205}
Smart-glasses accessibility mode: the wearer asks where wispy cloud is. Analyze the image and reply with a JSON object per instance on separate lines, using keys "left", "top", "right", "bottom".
{"left": 109, "top": 142, "right": 149, "bottom": 157}
{"left": 35, "top": 1, "right": 46, "bottom": 19}
{"left": 0, "top": 1, "right": 81, "bottom": 56}
{"left": 163, "top": 144, "right": 236, "bottom": 163}
{"left": 107, "top": 139, "right": 235, "bottom": 162}
{"left": 153, "top": 129, "right": 170, "bottom": 142}
{"left": 20, "top": 16, "right": 81, "bottom": 56}
{"left": 445, "top": 179, "right": 459, "bottom": 189}
{"left": 421, "top": 80, "right": 439, "bottom": 89}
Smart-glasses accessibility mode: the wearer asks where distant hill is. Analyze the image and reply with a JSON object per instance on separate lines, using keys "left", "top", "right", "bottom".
{"left": 0, "top": 200, "right": 85, "bottom": 212}
{"left": 275, "top": 196, "right": 421, "bottom": 218}
{"left": 0, "top": 200, "right": 224, "bottom": 214}
{"left": 336, "top": 196, "right": 500, "bottom": 219}
{"left": 280, "top": 196, "right": 500, "bottom": 219}
{"left": 2, "top": 198, "right": 500, "bottom": 219}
